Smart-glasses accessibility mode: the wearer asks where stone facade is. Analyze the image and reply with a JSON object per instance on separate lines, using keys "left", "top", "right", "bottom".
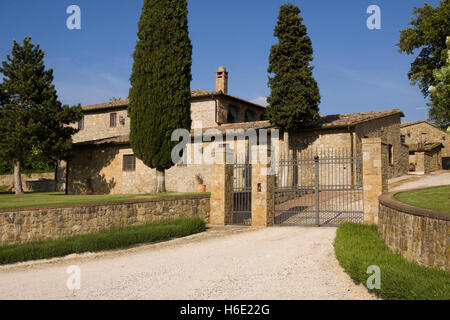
{"left": 401, "top": 121, "right": 450, "bottom": 170}
{"left": 68, "top": 144, "right": 212, "bottom": 195}
{"left": 401, "top": 121, "right": 450, "bottom": 157}
{"left": 379, "top": 191, "right": 449, "bottom": 271}
{"left": 288, "top": 113, "right": 408, "bottom": 179}
{"left": 0, "top": 172, "right": 56, "bottom": 192}
{"left": 0, "top": 195, "right": 210, "bottom": 245}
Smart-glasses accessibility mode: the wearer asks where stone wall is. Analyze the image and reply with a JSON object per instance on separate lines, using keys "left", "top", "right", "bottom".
{"left": 0, "top": 195, "right": 210, "bottom": 245}
{"left": 72, "top": 107, "right": 130, "bottom": 144}
{"left": 401, "top": 121, "right": 450, "bottom": 158}
{"left": 68, "top": 144, "right": 213, "bottom": 195}
{"left": 410, "top": 150, "right": 442, "bottom": 174}
{"left": 287, "top": 114, "right": 406, "bottom": 180}
{"left": 355, "top": 115, "right": 406, "bottom": 178}
{"left": 0, "top": 172, "right": 55, "bottom": 191}
{"left": 379, "top": 190, "right": 449, "bottom": 271}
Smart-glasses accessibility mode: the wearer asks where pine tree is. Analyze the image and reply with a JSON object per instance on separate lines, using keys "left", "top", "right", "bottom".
{"left": 0, "top": 38, "right": 82, "bottom": 194}
{"left": 129, "top": 0, "right": 192, "bottom": 192}
{"left": 266, "top": 4, "right": 321, "bottom": 131}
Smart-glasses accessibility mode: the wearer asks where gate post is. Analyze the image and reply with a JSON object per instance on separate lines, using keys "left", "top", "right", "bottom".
{"left": 251, "top": 144, "right": 275, "bottom": 227}
{"left": 362, "top": 137, "right": 388, "bottom": 225}
{"left": 210, "top": 144, "right": 233, "bottom": 225}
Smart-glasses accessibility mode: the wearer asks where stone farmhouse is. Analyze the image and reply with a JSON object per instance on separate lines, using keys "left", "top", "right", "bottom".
{"left": 67, "top": 67, "right": 408, "bottom": 195}
{"left": 401, "top": 120, "right": 450, "bottom": 172}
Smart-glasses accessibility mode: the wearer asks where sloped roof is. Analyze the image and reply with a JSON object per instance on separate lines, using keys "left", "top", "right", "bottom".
{"left": 400, "top": 120, "right": 447, "bottom": 133}
{"left": 74, "top": 109, "right": 404, "bottom": 147}
{"left": 408, "top": 142, "right": 443, "bottom": 153}
{"left": 81, "top": 90, "right": 266, "bottom": 112}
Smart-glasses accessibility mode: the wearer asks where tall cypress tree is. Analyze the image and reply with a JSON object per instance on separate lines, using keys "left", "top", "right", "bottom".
{"left": 266, "top": 4, "right": 321, "bottom": 131}
{"left": 0, "top": 38, "right": 82, "bottom": 194}
{"left": 129, "top": 0, "right": 192, "bottom": 193}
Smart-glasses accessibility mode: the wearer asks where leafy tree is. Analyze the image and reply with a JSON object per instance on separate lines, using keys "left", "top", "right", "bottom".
{"left": 398, "top": 0, "right": 450, "bottom": 97}
{"left": 129, "top": 0, "right": 192, "bottom": 192}
{"left": 0, "top": 38, "right": 82, "bottom": 194}
{"left": 428, "top": 37, "right": 450, "bottom": 129}
{"left": 266, "top": 4, "right": 321, "bottom": 131}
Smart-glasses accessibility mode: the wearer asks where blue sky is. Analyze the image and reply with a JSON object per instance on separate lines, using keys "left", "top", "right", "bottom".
{"left": 0, "top": 0, "right": 441, "bottom": 121}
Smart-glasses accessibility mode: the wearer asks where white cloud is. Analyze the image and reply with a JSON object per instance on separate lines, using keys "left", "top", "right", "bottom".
{"left": 251, "top": 96, "right": 269, "bottom": 107}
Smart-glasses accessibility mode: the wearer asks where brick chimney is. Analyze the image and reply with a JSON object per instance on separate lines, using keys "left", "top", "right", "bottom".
{"left": 216, "top": 66, "right": 228, "bottom": 94}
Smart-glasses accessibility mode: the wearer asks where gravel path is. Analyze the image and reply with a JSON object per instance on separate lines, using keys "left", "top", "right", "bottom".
{"left": 389, "top": 171, "right": 450, "bottom": 192}
{"left": 0, "top": 227, "right": 374, "bottom": 300}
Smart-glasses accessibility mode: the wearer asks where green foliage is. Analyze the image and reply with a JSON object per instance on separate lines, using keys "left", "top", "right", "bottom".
{"left": 0, "top": 191, "right": 210, "bottom": 211}
{"left": 266, "top": 4, "right": 321, "bottom": 132}
{"left": 428, "top": 37, "right": 450, "bottom": 129}
{"left": 334, "top": 223, "right": 450, "bottom": 300}
{"left": 395, "top": 185, "right": 450, "bottom": 213}
{"left": 0, "top": 38, "right": 82, "bottom": 170}
{"left": 129, "top": 0, "right": 192, "bottom": 171}
{"left": 0, "top": 217, "right": 206, "bottom": 265}
{"left": 398, "top": 0, "right": 450, "bottom": 97}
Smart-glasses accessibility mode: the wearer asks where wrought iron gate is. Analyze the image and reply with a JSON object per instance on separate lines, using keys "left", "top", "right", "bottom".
{"left": 231, "top": 159, "right": 252, "bottom": 225}
{"left": 274, "top": 149, "right": 363, "bottom": 226}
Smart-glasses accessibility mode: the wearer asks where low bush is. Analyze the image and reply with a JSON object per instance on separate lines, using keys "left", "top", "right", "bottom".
{"left": 334, "top": 222, "right": 450, "bottom": 300}
{"left": 0, "top": 217, "right": 206, "bottom": 265}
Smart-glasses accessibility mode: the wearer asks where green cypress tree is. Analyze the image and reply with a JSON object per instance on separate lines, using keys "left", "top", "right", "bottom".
{"left": 0, "top": 38, "right": 82, "bottom": 194}
{"left": 266, "top": 4, "right": 321, "bottom": 131}
{"left": 129, "top": 0, "right": 192, "bottom": 193}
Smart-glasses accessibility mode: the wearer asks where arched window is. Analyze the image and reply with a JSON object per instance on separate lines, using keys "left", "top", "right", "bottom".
{"left": 244, "top": 110, "right": 255, "bottom": 122}
{"left": 227, "top": 106, "right": 237, "bottom": 123}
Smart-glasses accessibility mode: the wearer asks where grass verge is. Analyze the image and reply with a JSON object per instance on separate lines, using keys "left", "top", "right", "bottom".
{"left": 334, "top": 222, "right": 450, "bottom": 300}
{"left": 0, "top": 185, "right": 7, "bottom": 192}
{"left": 0, "top": 217, "right": 206, "bottom": 265}
{"left": 394, "top": 185, "right": 450, "bottom": 213}
{"left": 0, "top": 192, "right": 210, "bottom": 211}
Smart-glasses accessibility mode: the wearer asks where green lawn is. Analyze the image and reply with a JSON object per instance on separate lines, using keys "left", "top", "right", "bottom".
{"left": 394, "top": 185, "right": 450, "bottom": 213}
{"left": 334, "top": 222, "right": 450, "bottom": 300}
{"left": 0, "top": 191, "right": 210, "bottom": 211}
{"left": 0, "top": 217, "right": 206, "bottom": 265}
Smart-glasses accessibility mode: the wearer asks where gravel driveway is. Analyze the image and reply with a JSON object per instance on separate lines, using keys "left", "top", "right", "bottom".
{"left": 0, "top": 226, "right": 374, "bottom": 300}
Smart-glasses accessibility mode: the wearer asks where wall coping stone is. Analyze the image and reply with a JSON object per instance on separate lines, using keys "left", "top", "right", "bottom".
{"left": 0, "top": 194, "right": 211, "bottom": 214}
{"left": 379, "top": 186, "right": 450, "bottom": 221}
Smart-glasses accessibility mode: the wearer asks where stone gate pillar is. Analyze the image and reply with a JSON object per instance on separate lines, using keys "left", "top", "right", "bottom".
{"left": 210, "top": 144, "right": 233, "bottom": 225}
{"left": 251, "top": 144, "right": 275, "bottom": 227}
{"left": 362, "top": 137, "right": 388, "bottom": 225}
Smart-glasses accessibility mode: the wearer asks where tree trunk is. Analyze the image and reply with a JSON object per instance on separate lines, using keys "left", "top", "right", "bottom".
{"left": 156, "top": 169, "right": 166, "bottom": 193}
{"left": 14, "top": 159, "right": 24, "bottom": 194}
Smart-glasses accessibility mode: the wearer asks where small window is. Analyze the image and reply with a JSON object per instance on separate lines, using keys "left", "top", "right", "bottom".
{"left": 244, "top": 110, "right": 255, "bottom": 122}
{"left": 400, "top": 135, "right": 406, "bottom": 144}
{"left": 227, "top": 106, "right": 237, "bottom": 123}
{"left": 110, "top": 113, "right": 117, "bottom": 128}
{"left": 78, "top": 116, "right": 84, "bottom": 130}
{"left": 123, "top": 155, "right": 136, "bottom": 171}
{"left": 388, "top": 144, "right": 394, "bottom": 165}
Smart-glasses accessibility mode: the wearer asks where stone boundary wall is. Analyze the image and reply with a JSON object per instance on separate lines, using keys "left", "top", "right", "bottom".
{"left": 0, "top": 172, "right": 55, "bottom": 191}
{"left": 0, "top": 195, "right": 210, "bottom": 245}
{"left": 378, "top": 188, "right": 449, "bottom": 271}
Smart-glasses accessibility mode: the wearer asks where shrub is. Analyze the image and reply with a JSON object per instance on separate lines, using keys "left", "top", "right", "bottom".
{"left": 0, "top": 217, "right": 206, "bottom": 265}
